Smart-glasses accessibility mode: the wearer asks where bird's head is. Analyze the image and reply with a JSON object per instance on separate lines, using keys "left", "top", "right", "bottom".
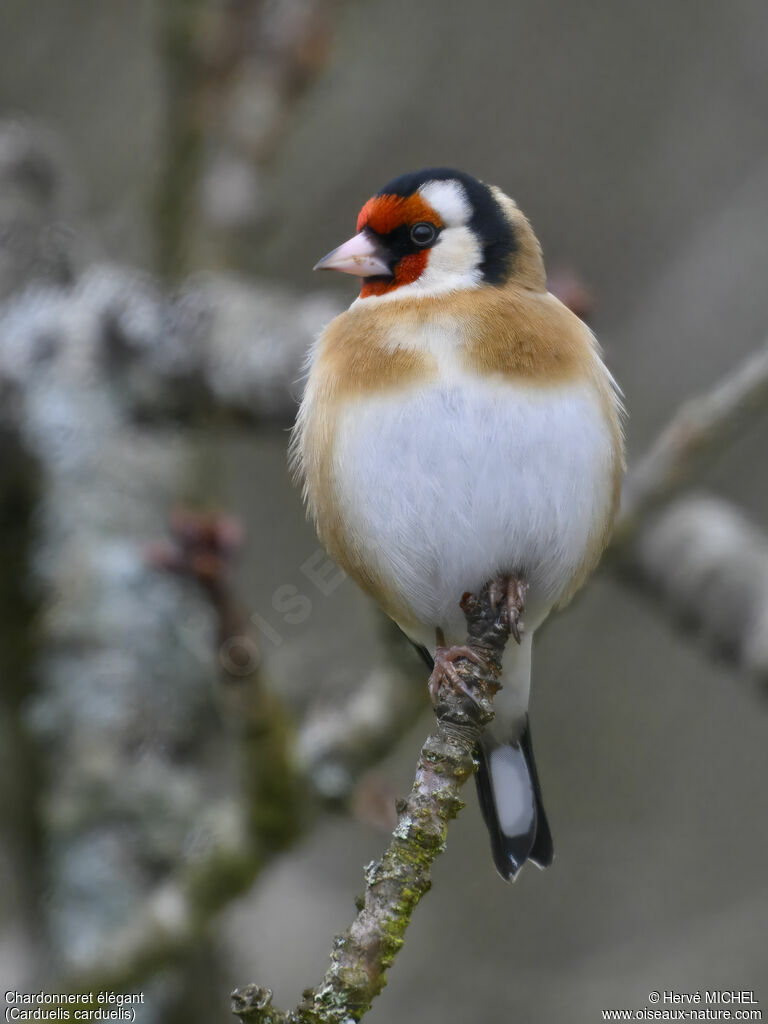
{"left": 314, "top": 168, "right": 546, "bottom": 301}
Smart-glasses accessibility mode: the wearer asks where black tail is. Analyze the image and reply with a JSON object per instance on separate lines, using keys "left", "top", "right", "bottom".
{"left": 475, "top": 718, "right": 554, "bottom": 881}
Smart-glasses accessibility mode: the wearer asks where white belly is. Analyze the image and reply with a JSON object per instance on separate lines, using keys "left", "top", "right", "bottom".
{"left": 332, "top": 376, "right": 615, "bottom": 643}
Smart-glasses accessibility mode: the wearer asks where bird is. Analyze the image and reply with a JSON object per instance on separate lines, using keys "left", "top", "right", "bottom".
{"left": 291, "top": 167, "right": 624, "bottom": 880}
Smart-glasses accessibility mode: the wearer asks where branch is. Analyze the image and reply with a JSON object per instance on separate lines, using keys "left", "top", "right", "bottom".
{"left": 604, "top": 337, "right": 768, "bottom": 680}
{"left": 297, "top": 620, "right": 428, "bottom": 804}
{"left": 231, "top": 582, "right": 512, "bottom": 1024}
{"left": 620, "top": 494, "right": 768, "bottom": 681}
{"left": 615, "top": 340, "right": 768, "bottom": 543}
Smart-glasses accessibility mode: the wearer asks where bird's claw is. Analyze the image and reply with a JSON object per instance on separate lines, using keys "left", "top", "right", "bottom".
{"left": 428, "top": 645, "right": 488, "bottom": 705}
{"left": 489, "top": 574, "right": 527, "bottom": 644}
{"left": 429, "top": 574, "right": 527, "bottom": 702}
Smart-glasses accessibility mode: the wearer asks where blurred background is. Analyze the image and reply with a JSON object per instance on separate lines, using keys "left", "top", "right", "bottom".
{"left": 1, "top": 1, "right": 767, "bottom": 1022}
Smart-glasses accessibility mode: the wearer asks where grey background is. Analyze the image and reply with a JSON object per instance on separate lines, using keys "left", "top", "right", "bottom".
{"left": 1, "top": 1, "right": 767, "bottom": 1020}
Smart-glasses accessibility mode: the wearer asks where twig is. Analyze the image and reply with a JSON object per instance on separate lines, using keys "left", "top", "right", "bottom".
{"left": 615, "top": 340, "right": 768, "bottom": 543}
{"left": 231, "top": 582, "right": 512, "bottom": 1024}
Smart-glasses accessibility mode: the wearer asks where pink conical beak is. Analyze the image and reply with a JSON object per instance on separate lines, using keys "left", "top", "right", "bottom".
{"left": 313, "top": 231, "right": 391, "bottom": 277}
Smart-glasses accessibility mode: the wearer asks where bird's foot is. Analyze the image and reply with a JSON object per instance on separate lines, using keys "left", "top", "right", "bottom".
{"left": 489, "top": 574, "right": 528, "bottom": 643}
{"left": 428, "top": 645, "right": 489, "bottom": 705}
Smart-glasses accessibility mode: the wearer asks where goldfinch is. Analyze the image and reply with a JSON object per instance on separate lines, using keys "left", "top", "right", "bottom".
{"left": 292, "top": 168, "right": 624, "bottom": 880}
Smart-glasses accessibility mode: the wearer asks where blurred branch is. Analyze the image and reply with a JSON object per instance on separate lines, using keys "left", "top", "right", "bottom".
{"left": 52, "top": 519, "right": 425, "bottom": 997}
{"left": 60, "top": 830, "right": 257, "bottom": 997}
{"left": 550, "top": 272, "right": 768, "bottom": 680}
{"left": 49, "top": 679, "right": 297, "bottom": 1000}
{"left": 297, "top": 662, "right": 425, "bottom": 802}
{"left": 231, "top": 582, "right": 511, "bottom": 1024}
{"left": 0, "top": 122, "right": 291, "bottom": 1009}
{"left": 620, "top": 495, "right": 768, "bottom": 682}
{"left": 52, "top": 649, "right": 427, "bottom": 999}
{"left": 615, "top": 339, "right": 768, "bottom": 543}
{"left": 0, "top": 262, "right": 340, "bottom": 425}
{"left": 603, "top": 335, "right": 768, "bottom": 681}
{"left": 51, "top": 505, "right": 302, "bottom": 997}
{"left": 97, "top": 266, "right": 341, "bottom": 424}
{"left": 297, "top": 619, "right": 427, "bottom": 804}
{"left": 153, "top": 0, "right": 208, "bottom": 277}
{"left": 0, "top": 119, "right": 341, "bottom": 427}
{"left": 154, "top": 0, "right": 340, "bottom": 275}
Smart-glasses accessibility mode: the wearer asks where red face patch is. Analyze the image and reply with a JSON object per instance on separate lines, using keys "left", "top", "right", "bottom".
{"left": 356, "top": 193, "right": 442, "bottom": 298}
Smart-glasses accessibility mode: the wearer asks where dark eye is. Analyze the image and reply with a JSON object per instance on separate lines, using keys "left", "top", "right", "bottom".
{"left": 410, "top": 222, "right": 437, "bottom": 246}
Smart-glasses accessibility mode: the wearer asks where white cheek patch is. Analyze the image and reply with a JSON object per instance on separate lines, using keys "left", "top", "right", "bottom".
{"left": 428, "top": 225, "right": 481, "bottom": 276}
{"left": 419, "top": 225, "right": 482, "bottom": 291}
{"left": 418, "top": 179, "right": 471, "bottom": 227}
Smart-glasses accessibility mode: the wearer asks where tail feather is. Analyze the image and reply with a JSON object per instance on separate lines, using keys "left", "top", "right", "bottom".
{"left": 519, "top": 718, "right": 554, "bottom": 868}
{"left": 475, "top": 718, "right": 554, "bottom": 880}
